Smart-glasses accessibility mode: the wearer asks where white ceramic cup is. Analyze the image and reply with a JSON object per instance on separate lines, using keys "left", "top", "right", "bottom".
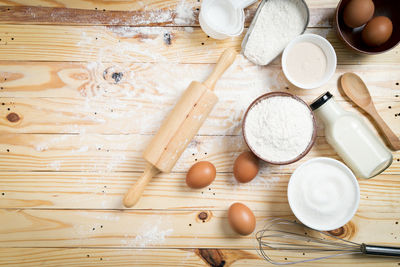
{"left": 199, "top": 0, "right": 256, "bottom": 40}
{"left": 287, "top": 157, "right": 360, "bottom": 231}
{"left": 282, "top": 34, "right": 337, "bottom": 89}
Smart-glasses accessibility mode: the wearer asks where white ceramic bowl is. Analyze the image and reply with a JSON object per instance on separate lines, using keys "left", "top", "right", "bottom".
{"left": 199, "top": 0, "right": 244, "bottom": 40}
{"left": 282, "top": 34, "right": 337, "bottom": 89}
{"left": 287, "top": 157, "right": 360, "bottom": 231}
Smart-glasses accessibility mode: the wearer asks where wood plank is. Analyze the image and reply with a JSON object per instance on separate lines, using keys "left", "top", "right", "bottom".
{"left": 0, "top": 6, "right": 334, "bottom": 28}
{"left": 0, "top": 248, "right": 208, "bottom": 267}
{"left": 0, "top": 25, "right": 399, "bottom": 64}
{"left": 0, "top": 0, "right": 200, "bottom": 11}
{"left": 0, "top": 61, "right": 399, "bottom": 100}
{"left": 0, "top": 208, "right": 398, "bottom": 248}
{"left": 0, "top": 6, "right": 192, "bottom": 27}
{"left": 0, "top": 134, "right": 399, "bottom": 174}
{"left": 0, "top": 247, "right": 398, "bottom": 267}
{"left": 0, "top": 95, "right": 398, "bottom": 135}
{"left": 0, "top": 170, "right": 398, "bottom": 210}
{"left": 0, "top": 0, "right": 341, "bottom": 10}
{"left": 0, "top": 0, "right": 336, "bottom": 28}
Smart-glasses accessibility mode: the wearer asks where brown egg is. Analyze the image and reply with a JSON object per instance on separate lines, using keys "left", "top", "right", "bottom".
{"left": 233, "top": 151, "right": 259, "bottom": 183}
{"left": 362, "top": 16, "right": 393, "bottom": 47}
{"left": 186, "top": 161, "right": 216, "bottom": 189}
{"left": 228, "top": 202, "right": 256, "bottom": 236}
{"left": 343, "top": 0, "right": 374, "bottom": 28}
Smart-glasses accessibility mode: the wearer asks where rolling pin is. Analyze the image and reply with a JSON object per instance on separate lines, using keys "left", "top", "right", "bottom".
{"left": 123, "top": 48, "right": 237, "bottom": 207}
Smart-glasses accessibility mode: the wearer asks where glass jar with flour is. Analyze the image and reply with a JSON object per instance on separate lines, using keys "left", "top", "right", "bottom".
{"left": 310, "top": 92, "right": 393, "bottom": 179}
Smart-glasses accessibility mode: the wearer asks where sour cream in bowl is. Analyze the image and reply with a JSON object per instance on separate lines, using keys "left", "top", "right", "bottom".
{"left": 282, "top": 34, "right": 337, "bottom": 89}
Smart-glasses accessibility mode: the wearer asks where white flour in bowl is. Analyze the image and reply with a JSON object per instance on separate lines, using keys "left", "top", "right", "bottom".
{"left": 244, "top": 96, "right": 314, "bottom": 163}
{"left": 243, "top": 0, "right": 308, "bottom": 65}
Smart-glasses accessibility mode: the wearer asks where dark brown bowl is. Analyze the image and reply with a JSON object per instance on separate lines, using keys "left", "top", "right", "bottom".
{"left": 242, "top": 92, "right": 317, "bottom": 165}
{"left": 335, "top": 0, "right": 400, "bottom": 54}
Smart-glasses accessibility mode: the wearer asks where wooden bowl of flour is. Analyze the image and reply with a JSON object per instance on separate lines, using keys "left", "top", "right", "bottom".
{"left": 242, "top": 92, "right": 317, "bottom": 165}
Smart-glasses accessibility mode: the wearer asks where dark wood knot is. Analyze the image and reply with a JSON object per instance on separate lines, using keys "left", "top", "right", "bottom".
{"left": 328, "top": 227, "right": 345, "bottom": 236}
{"left": 111, "top": 72, "right": 123, "bottom": 83}
{"left": 198, "top": 211, "right": 208, "bottom": 220}
{"left": 327, "top": 221, "right": 356, "bottom": 240}
{"left": 103, "top": 66, "right": 124, "bottom": 84}
{"left": 163, "top": 32, "right": 172, "bottom": 45}
{"left": 6, "top": 112, "right": 20, "bottom": 123}
{"left": 196, "top": 249, "right": 225, "bottom": 267}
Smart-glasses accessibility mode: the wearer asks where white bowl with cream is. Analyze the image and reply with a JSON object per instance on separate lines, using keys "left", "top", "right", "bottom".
{"left": 287, "top": 157, "right": 360, "bottom": 231}
{"left": 282, "top": 34, "right": 337, "bottom": 89}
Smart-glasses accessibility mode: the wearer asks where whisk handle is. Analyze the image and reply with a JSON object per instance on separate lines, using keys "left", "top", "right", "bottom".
{"left": 361, "top": 244, "right": 400, "bottom": 257}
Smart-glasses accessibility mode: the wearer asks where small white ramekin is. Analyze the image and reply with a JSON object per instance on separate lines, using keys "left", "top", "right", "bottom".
{"left": 287, "top": 157, "right": 360, "bottom": 231}
{"left": 282, "top": 34, "right": 337, "bottom": 90}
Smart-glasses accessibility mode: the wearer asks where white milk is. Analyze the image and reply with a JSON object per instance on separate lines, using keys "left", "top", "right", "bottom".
{"left": 205, "top": 2, "right": 235, "bottom": 32}
{"left": 311, "top": 93, "right": 393, "bottom": 179}
{"left": 287, "top": 157, "right": 360, "bottom": 231}
{"left": 199, "top": 0, "right": 245, "bottom": 39}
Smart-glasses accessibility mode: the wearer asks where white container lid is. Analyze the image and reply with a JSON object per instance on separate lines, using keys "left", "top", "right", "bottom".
{"left": 287, "top": 157, "right": 360, "bottom": 231}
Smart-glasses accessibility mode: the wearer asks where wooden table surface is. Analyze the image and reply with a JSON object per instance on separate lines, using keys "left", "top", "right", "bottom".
{"left": 0, "top": 0, "right": 399, "bottom": 266}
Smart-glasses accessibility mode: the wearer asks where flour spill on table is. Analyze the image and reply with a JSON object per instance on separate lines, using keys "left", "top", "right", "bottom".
{"left": 44, "top": 5, "right": 174, "bottom": 25}
{"left": 35, "top": 135, "right": 69, "bottom": 152}
{"left": 184, "top": 26, "right": 194, "bottom": 33}
{"left": 228, "top": 159, "right": 282, "bottom": 192}
{"left": 71, "top": 145, "right": 89, "bottom": 153}
{"left": 107, "top": 26, "right": 169, "bottom": 39}
{"left": 121, "top": 216, "right": 174, "bottom": 247}
{"left": 175, "top": 0, "right": 195, "bottom": 25}
{"left": 128, "top": 10, "right": 173, "bottom": 25}
{"left": 72, "top": 211, "right": 121, "bottom": 242}
{"left": 229, "top": 175, "right": 281, "bottom": 191}
{"left": 49, "top": 160, "right": 62, "bottom": 171}
{"left": 76, "top": 27, "right": 168, "bottom": 63}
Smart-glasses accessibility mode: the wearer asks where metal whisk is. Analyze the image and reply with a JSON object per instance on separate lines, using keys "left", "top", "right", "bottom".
{"left": 256, "top": 218, "right": 400, "bottom": 265}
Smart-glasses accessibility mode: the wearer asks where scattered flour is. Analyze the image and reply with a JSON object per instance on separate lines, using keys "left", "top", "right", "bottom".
{"left": 121, "top": 216, "right": 173, "bottom": 247}
{"left": 134, "top": 226, "right": 173, "bottom": 247}
{"left": 35, "top": 144, "right": 49, "bottom": 152}
{"left": 244, "top": 96, "right": 314, "bottom": 162}
{"left": 244, "top": 0, "right": 308, "bottom": 65}
{"left": 108, "top": 26, "right": 168, "bottom": 38}
{"left": 184, "top": 26, "right": 194, "bottom": 33}
{"left": 34, "top": 135, "right": 69, "bottom": 152}
{"left": 174, "top": 0, "right": 195, "bottom": 25}
{"left": 106, "top": 154, "right": 127, "bottom": 172}
{"left": 228, "top": 173, "right": 281, "bottom": 192}
{"left": 131, "top": 10, "right": 173, "bottom": 25}
{"left": 49, "top": 160, "right": 62, "bottom": 171}
{"left": 72, "top": 146, "right": 89, "bottom": 153}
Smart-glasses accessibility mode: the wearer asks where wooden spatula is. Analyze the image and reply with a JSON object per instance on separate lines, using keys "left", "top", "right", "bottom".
{"left": 340, "top": 72, "right": 400, "bottom": 151}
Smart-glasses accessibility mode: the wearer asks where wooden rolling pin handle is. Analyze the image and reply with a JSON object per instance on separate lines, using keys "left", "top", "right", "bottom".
{"left": 203, "top": 48, "right": 238, "bottom": 90}
{"left": 369, "top": 109, "right": 400, "bottom": 151}
{"left": 123, "top": 163, "right": 160, "bottom": 208}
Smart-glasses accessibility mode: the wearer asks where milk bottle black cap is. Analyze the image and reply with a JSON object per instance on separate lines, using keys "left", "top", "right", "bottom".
{"left": 310, "top": 92, "right": 333, "bottom": 111}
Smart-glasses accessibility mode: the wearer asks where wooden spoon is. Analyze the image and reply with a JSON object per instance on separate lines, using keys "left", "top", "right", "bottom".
{"left": 340, "top": 72, "right": 400, "bottom": 151}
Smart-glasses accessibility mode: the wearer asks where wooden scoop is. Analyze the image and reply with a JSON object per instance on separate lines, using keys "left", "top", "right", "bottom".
{"left": 340, "top": 72, "right": 400, "bottom": 151}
